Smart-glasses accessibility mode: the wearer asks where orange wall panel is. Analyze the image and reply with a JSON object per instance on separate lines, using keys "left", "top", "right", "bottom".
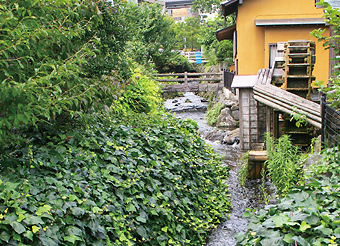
{"left": 235, "top": 0, "right": 329, "bottom": 83}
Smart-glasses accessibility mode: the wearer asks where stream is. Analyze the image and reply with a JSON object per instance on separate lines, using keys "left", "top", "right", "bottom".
{"left": 165, "top": 92, "right": 276, "bottom": 246}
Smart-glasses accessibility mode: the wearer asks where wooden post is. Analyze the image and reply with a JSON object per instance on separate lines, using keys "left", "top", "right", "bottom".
{"left": 184, "top": 72, "right": 188, "bottom": 92}
{"left": 321, "top": 94, "right": 326, "bottom": 144}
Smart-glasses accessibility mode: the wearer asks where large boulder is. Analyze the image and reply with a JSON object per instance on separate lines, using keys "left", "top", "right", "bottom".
{"left": 216, "top": 108, "right": 238, "bottom": 128}
{"left": 231, "top": 110, "right": 239, "bottom": 121}
{"left": 203, "top": 129, "right": 227, "bottom": 142}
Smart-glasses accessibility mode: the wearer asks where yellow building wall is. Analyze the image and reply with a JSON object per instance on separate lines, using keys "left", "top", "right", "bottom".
{"left": 236, "top": 0, "right": 330, "bottom": 83}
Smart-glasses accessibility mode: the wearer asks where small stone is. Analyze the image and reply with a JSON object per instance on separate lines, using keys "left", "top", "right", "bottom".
{"left": 174, "top": 103, "right": 181, "bottom": 106}
{"left": 231, "top": 105, "right": 239, "bottom": 111}
{"left": 172, "top": 99, "right": 178, "bottom": 103}
{"left": 224, "top": 100, "right": 235, "bottom": 108}
{"left": 222, "top": 128, "right": 240, "bottom": 145}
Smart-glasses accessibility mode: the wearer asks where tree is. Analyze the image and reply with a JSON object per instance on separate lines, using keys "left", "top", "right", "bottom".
{"left": 191, "top": 0, "right": 221, "bottom": 14}
{"left": 199, "top": 15, "right": 234, "bottom": 67}
{"left": 312, "top": 0, "right": 340, "bottom": 108}
{"left": 82, "top": 0, "right": 131, "bottom": 79}
{"left": 174, "top": 17, "right": 201, "bottom": 51}
{"left": 0, "top": 0, "right": 119, "bottom": 147}
{"left": 123, "top": 2, "right": 193, "bottom": 73}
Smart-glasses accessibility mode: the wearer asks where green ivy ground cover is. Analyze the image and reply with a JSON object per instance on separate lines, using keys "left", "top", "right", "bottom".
{"left": 0, "top": 113, "right": 230, "bottom": 245}
{"left": 235, "top": 176, "right": 340, "bottom": 246}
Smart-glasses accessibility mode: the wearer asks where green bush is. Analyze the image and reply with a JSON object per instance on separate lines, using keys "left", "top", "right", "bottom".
{"left": 115, "top": 68, "right": 162, "bottom": 114}
{"left": 205, "top": 102, "right": 225, "bottom": 126}
{"left": 235, "top": 176, "right": 340, "bottom": 246}
{"left": 265, "top": 134, "right": 304, "bottom": 196}
{"left": 0, "top": 113, "right": 230, "bottom": 245}
{"left": 0, "top": 0, "right": 101, "bottom": 147}
{"left": 307, "top": 147, "right": 340, "bottom": 178}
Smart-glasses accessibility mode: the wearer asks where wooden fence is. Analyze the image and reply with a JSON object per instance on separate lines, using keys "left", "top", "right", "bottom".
{"left": 154, "top": 72, "right": 224, "bottom": 93}
{"left": 321, "top": 94, "right": 340, "bottom": 147}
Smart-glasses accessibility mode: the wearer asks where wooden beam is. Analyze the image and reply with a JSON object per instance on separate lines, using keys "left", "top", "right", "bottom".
{"left": 156, "top": 78, "right": 222, "bottom": 82}
{"left": 161, "top": 83, "right": 223, "bottom": 93}
{"left": 254, "top": 83, "right": 320, "bottom": 115}
{"left": 154, "top": 72, "right": 222, "bottom": 77}
{"left": 253, "top": 94, "right": 321, "bottom": 128}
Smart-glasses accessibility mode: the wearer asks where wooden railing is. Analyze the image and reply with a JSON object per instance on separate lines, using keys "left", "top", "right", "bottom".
{"left": 321, "top": 94, "right": 340, "bottom": 147}
{"left": 153, "top": 72, "right": 224, "bottom": 93}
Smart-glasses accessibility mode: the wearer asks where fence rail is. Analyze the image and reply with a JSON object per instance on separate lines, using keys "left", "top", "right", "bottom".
{"left": 321, "top": 94, "right": 340, "bottom": 147}
{"left": 153, "top": 72, "right": 224, "bottom": 93}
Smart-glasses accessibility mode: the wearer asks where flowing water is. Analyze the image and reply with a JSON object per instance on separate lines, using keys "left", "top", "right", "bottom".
{"left": 165, "top": 92, "right": 276, "bottom": 246}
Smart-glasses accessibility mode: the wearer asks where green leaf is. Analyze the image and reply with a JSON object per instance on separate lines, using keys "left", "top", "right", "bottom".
{"left": 36, "top": 205, "right": 52, "bottom": 216}
{"left": 71, "top": 207, "right": 84, "bottom": 217}
{"left": 0, "top": 231, "right": 11, "bottom": 243}
{"left": 315, "top": 224, "right": 332, "bottom": 236}
{"left": 291, "top": 236, "right": 309, "bottom": 246}
{"left": 126, "top": 204, "right": 136, "bottom": 212}
{"left": 299, "top": 221, "right": 311, "bottom": 232}
{"left": 261, "top": 237, "right": 282, "bottom": 246}
{"left": 23, "top": 215, "right": 44, "bottom": 225}
{"left": 11, "top": 221, "right": 26, "bottom": 234}
{"left": 136, "top": 216, "right": 146, "bottom": 223}
{"left": 32, "top": 225, "right": 40, "bottom": 234}
{"left": 23, "top": 230, "right": 33, "bottom": 241}
{"left": 161, "top": 226, "right": 168, "bottom": 232}
{"left": 272, "top": 214, "right": 290, "bottom": 227}
{"left": 64, "top": 235, "right": 81, "bottom": 244}
{"left": 283, "top": 233, "right": 294, "bottom": 243}
{"left": 136, "top": 226, "right": 148, "bottom": 238}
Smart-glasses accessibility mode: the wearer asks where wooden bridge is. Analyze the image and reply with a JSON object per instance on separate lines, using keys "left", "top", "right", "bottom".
{"left": 253, "top": 68, "right": 321, "bottom": 128}
{"left": 154, "top": 72, "right": 228, "bottom": 93}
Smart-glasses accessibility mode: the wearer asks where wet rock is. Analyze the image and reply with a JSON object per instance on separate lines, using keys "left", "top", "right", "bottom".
{"left": 174, "top": 103, "right": 180, "bottom": 106}
{"left": 223, "top": 87, "right": 238, "bottom": 102}
{"left": 231, "top": 105, "right": 239, "bottom": 111}
{"left": 172, "top": 99, "right": 178, "bottom": 103}
{"left": 231, "top": 110, "right": 240, "bottom": 121}
{"left": 304, "top": 153, "right": 323, "bottom": 169}
{"left": 201, "top": 97, "right": 209, "bottom": 102}
{"left": 224, "top": 100, "right": 236, "bottom": 108}
{"left": 216, "top": 108, "right": 238, "bottom": 128}
{"left": 204, "top": 129, "right": 227, "bottom": 142}
{"left": 223, "top": 128, "right": 240, "bottom": 145}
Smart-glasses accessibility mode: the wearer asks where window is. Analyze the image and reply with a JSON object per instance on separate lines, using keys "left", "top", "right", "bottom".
{"left": 315, "top": 0, "right": 322, "bottom": 8}
{"left": 269, "top": 43, "right": 278, "bottom": 68}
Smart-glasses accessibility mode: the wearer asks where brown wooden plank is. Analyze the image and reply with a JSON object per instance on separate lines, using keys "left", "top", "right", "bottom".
{"left": 161, "top": 82, "right": 223, "bottom": 93}
{"left": 254, "top": 83, "right": 320, "bottom": 114}
{"left": 154, "top": 72, "right": 222, "bottom": 77}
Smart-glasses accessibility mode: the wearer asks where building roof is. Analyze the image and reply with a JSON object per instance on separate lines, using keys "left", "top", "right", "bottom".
{"left": 255, "top": 18, "right": 325, "bottom": 26}
{"left": 220, "top": 0, "right": 238, "bottom": 16}
{"left": 221, "top": 0, "right": 340, "bottom": 17}
{"left": 164, "top": 0, "right": 193, "bottom": 8}
{"left": 231, "top": 75, "right": 257, "bottom": 88}
{"left": 215, "top": 24, "right": 236, "bottom": 41}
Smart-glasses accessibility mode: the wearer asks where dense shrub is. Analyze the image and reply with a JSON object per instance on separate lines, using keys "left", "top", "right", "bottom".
{"left": 0, "top": 113, "right": 230, "bottom": 245}
{"left": 205, "top": 102, "right": 225, "bottom": 126}
{"left": 0, "top": 0, "right": 101, "bottom": 147}
{"left": 235, "top": 176, "right": 340, "bottom": 246}
{"left": 265, "top": 134, "right": 304, "bottom": 196}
